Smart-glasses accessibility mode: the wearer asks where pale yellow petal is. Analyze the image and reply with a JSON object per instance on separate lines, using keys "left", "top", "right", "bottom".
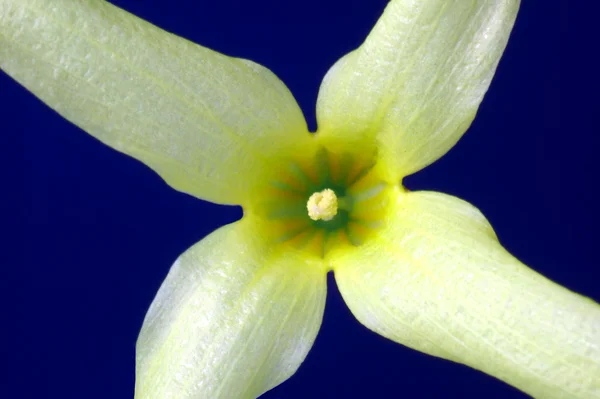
{"left": 136, "top": 217, "right": 326, "bottom": 399}
{"left": 316, "top": 1, "right": 520, "bottom": 180}
{"left": 0, "top": 0, "right": 309, "bottom": 205}
{"left": 333, "top": 190, "right": 600, "bottom": 398}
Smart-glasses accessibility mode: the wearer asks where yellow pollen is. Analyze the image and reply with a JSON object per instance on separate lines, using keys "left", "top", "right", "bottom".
{"left": 307, "top": 188, "right": 338, "bottom": 221}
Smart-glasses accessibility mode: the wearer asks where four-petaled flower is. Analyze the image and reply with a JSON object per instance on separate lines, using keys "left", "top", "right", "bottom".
{"left": 2, "top": 0, "right": 599, "bottom": 398}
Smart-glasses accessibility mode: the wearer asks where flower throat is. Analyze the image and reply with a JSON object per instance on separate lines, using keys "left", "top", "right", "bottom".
{"left": 255, "top": 148, "right": 391, "bottom": 258}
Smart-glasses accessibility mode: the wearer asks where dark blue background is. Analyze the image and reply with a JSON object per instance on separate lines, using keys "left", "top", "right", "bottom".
{"left": 7, "top": 0, "right": 598, "bottom": 398}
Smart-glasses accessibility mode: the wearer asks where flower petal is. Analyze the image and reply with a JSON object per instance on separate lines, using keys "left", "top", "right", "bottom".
{"left": 332, "top": 190, "right": 600, "bottom": 398}
{"left": 0, "top": 0, "right": 309, "bottom": 205}
{"left": 136, "top": 217, "right": 326, "bottom": 399}
{"left": 316, "top": 1, "right": 520, "bottom": 180}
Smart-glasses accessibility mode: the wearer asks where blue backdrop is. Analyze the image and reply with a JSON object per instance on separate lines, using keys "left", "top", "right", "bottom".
{"left": 8, "top": 0, "right": 599, "bottom": 398}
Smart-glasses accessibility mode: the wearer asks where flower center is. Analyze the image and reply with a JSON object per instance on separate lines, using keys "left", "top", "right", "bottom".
{"left": 251, "top": 148, "right": 390, "bottom": 258}
{"left": 307, "top": 188, "right": 339, "bottom": 221}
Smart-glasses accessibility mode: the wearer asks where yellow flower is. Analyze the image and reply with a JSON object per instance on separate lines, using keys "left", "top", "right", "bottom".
{"left": 2, "top": 0, "right": 599, "bottom": 398}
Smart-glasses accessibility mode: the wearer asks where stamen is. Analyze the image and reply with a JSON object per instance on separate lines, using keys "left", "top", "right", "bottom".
{"left": 307, "top": 188, "right": 338, "bottom": 221}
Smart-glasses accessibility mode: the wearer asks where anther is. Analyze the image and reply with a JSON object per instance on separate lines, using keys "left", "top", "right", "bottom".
{"left": 307, "top": 188, "right": 338, "bottom": 221}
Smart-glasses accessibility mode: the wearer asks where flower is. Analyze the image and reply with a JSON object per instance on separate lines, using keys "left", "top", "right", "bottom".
{"left": 2, "top": 0, "right": 599, "bottom": 398}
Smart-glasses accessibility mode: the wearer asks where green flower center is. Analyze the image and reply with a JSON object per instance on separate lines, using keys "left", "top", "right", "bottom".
{"left": 253, "top": 148, "right": 390, "bottom": 258}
